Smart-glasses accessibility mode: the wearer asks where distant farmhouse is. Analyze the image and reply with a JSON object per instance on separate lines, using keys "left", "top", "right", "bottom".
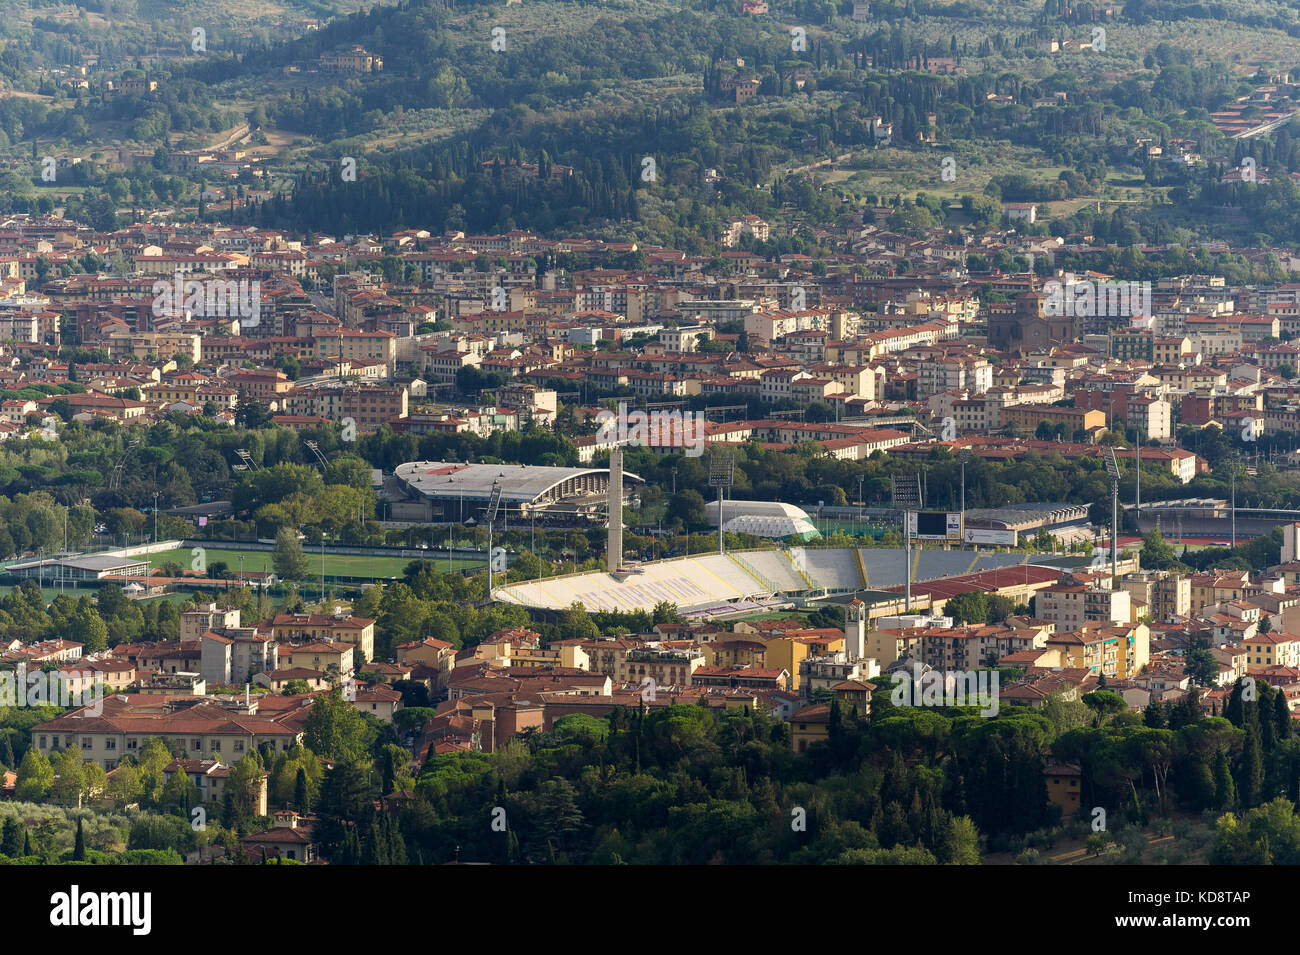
{"left": 320, "top": 46, "right": 383, "bottom": 74}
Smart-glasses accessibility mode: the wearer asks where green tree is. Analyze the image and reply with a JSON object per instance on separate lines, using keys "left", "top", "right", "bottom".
{"left": 294, "top": 766, "right": 311, "bottom": 813}
{"left": 1238, "top": 724, "right": 1264, "bottom": 808}
{"left": 161, "top": 764, "right": 199, "bottom": 814}
{"left": 944, "top": 591, "right": 989, "bottom": 626}
{"left": 314, "top": 761, "right": 376, "bottom": 858}
{"left": 1, "top": 816, "right": 22, "bottom": 856}
{"left": 15, "top": 747, "right": 53, "bottom": 801}
{"left": 273, "top": 526, "right": 310, "bottom": 580}
{"left": 1140, "top": 529, "right": 1178, "bottom": 570}
{"left": 303, "top": 689, "right": 374, "bottom": 764}
{"left": 136, "top": 737, "right": 173, "bottom": 808}
{"left": 1214, "top": 748, "right": 1237, "bottom": 810}
{"left": 222, "top": 754, "right": 265, "bottom": 831}
{"left": 107, "top": 761, "right": 142, "bottom": 809}
{"left": 1212, "top": 798, "right": 1300, "bottom": 864}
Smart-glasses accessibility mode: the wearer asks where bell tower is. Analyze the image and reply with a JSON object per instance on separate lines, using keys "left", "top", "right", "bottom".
{"left": 845, "top": 598, "right": 866, "bottom": 661}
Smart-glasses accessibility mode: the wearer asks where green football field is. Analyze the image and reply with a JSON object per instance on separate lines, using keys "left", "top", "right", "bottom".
{"left": 149, "top": 546, "right": 484, "bottom": 579}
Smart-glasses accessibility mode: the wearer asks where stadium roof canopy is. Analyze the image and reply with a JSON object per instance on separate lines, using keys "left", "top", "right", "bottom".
{"left": 705, "top": 500, "right": 821, "bottom": 540}
{"left": 722, "top": 515, "right": 821, "bottom": 541}
{"left": 394, "top": 461, "right": 643, "bottom": 506}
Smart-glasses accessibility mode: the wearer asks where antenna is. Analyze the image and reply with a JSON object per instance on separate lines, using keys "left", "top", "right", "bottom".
{"left": 708, "top": 450, "right": 735, "bottom": 556}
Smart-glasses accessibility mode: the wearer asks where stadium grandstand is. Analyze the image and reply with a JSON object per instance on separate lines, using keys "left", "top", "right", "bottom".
{"left": 392, "top": 460, "right": 644, "bottom": 522}
{"left": 492, "top": 547, "right": 1053, "bottom": 616}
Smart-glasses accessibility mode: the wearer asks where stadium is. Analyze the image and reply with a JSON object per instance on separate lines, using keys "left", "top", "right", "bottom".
{"left": 491, "top": 463, "right": 1088, "bottom": 618}
{"left": 392, "top": 460, "right": 644, "bottom": 523}
{"left": 491, "top": 545, "right": 1063, "bottom": 618}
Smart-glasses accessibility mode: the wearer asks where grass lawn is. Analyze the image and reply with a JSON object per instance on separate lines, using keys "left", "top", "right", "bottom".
{"left": 0, "top": 584, "right": 192, "bottom": 604}
{"left": 150, "top": 546, "right": 484, "bottom": 579}
{"left": 811, "top": 519, "right": 888, "bottom": 537}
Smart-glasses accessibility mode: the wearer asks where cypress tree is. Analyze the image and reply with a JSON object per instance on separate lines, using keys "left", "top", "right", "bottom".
{"left": 387, "top": 816, "right": 406, "bottom": 865}
{"left": 360, "top": 827, "right": 381, "bottom": 866}
{"left": 1214, "top": 748, "right": 1237, "bottom": 810}
{"left": 294, "top": 767, "right": 309, "bottom": 813}
{"left": 73, "top": 819, "right": 85, "bottom": 861}
{"left": 1276, "top": 691, "right": 1292, "bottom": 741}
{"left": 1, "top": 817, "right": 20, "bottom": 857}
{"left": 1261, "top": 694, "right": 1277, "bottom": 752}
{"left": 1225, "top": 680, "right": 1244, "bottom": 727}
{"left": 1238, "top": 726, "right": 1264, "bottom": 808}
{"left": 361, "top": 813, "right": 388, "bottom": 865}
{"left": 1144, "top": 699, "right": 1167, "bottom": 728}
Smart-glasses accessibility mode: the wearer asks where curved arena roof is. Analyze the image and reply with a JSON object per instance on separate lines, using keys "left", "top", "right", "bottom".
{"left": 395, "top": 461, "right": 643, "bottom": 505}
{"left": 721, "top": 514, "right": 821, "bottom": 541}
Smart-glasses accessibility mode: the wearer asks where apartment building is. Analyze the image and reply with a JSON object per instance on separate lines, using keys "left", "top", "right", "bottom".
{"left": 270, "top": 613, "right": 376, "bottom": 664}
{"left": 31, "top": 698, "right": 308, "bottom": 770}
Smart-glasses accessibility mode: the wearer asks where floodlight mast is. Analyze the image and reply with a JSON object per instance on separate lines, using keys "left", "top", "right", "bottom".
{"left": 891, "top": 473, "right": 923, "bottom": 612}
{"left": 110, "top": 436, "right": 141, "bottom": 489}
{"left": 485, "top": 482, "right": 503, "bottom": 596}
{"left": 708, "top": 451, "right": 735, "bottom": 556}
{"left": 304, "top": 440, "right": 329, "bottom": 469}
{"left": 1105, "top": 448, "right": 1121, "bottom": 582}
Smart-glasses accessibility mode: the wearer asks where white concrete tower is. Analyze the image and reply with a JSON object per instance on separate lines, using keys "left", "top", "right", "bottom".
{"left": 845, "top": 597, "right": 866, "bottom": 661}
{"left": 607, "top": 447, "right": 624, "bottom": 573}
